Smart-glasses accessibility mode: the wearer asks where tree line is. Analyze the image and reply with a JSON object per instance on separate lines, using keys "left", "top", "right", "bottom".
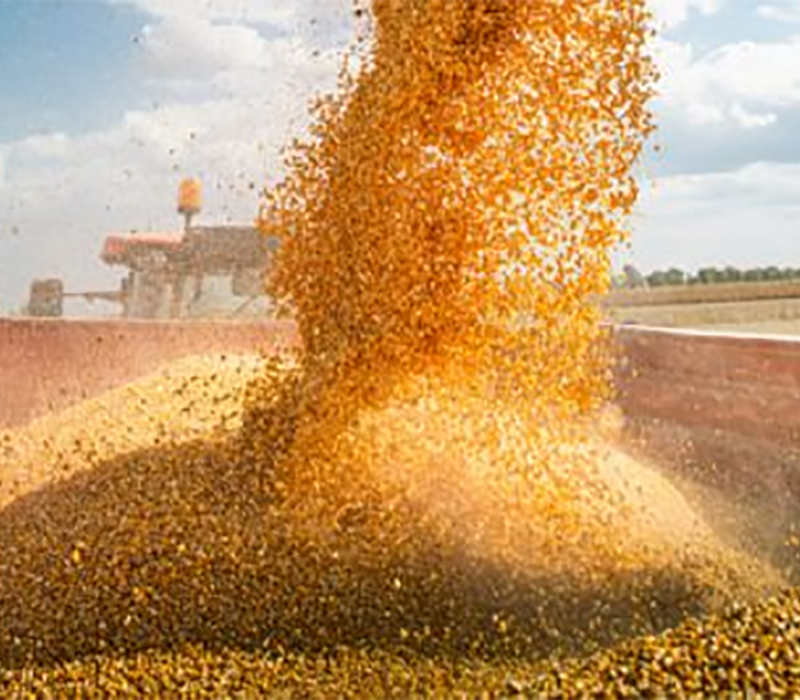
{"left": 615, "top": 265, "right": 800, "bottom": 289}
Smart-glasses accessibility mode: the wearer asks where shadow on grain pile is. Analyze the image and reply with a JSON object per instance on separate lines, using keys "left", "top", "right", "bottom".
{"left": 0, "top": 369, "right": 780, "bottom": 672}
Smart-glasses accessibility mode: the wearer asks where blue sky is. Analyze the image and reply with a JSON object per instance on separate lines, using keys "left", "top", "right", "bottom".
{"left": 1, "top": 0, "right": 800, "bottom": 312}
{"left": 0, "top": 2, "right": 145, "bottom": 141}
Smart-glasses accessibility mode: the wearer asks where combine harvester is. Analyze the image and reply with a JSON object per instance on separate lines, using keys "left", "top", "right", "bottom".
{"left": 24, "top": 179, "right": 278, "bottom": 322}
{"left": 0, "top": 180, "right": 294, "bottom": 427}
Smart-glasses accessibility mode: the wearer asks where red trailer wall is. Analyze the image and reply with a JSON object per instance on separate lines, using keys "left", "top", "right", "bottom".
{"left": 3, "top": 319, "right": 800, "bottom": 449}
{"left": 0, "top": 318, "right": 297, "bottom": 429}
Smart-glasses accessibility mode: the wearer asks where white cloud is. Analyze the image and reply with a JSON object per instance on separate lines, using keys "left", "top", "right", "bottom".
{"left": 699, "top": 40, "right": 800, "bottom": 104}
{"left": 112, "top": 0, "right": 296, "bottom": 26}
{"left": 136, "top": 16, "right": 341, "bottom": 101}
{"left": 632, "top": 161, "right": 800, "bottom": 270}
{"left": 12, "top": 132, "right": 73, "bottom": 161}
{"left": 649, "top": 0, "right": 727, "bottom": 29}
{"left": 650, "top": 162, "right": 800, "bottom": 205}
{"left": 139, "top": 18, "right": 273, "bottom": 79}
{"left": 758, "top": 1, "right": 800, "bottom": 23}
{"left": 730, "top": 104, "right": 778, "bottom": 129}
{"left": 653, "top": 36, "right": 800, "bottom": 128}
{"left": 116, "top": 0, "right": 354, "bottom": 38}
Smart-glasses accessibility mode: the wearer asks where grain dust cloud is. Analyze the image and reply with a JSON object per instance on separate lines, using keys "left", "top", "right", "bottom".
{"left": 0, "top": 1, "right": 796, "bottom": 697}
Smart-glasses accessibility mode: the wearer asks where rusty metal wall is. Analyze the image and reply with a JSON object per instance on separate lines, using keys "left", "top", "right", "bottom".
{"left": 614, "top": 325, "right": 800, "bottom": 549}
{"left": 614, "top": 325, "right": 800, "bottom": 447}
{"left": 3, "top": 319, "right": 800, "bottom": 446}
{"left": 0, "top": 318, "right": 297, "bottom": 429}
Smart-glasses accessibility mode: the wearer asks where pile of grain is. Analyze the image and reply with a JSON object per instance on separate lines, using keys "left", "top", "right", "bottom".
{"left": 0, "top": 354, "right": 265, "bottom": 509}
{"left": 1, "top": 580, "right": 799, "bottom": 697}
{"left": 0, "top": 355, "right": 781, "bottom": 675}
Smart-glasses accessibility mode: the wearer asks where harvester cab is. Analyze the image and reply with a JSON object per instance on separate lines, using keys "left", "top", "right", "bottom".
{"left": 100, "top": 226, "right": 277, "bottom": 320}
{"left": 25, "top": 180, "right": 279, "bottom": 320}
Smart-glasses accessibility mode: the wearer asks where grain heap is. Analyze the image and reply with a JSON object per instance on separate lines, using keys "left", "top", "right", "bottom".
{"left": 3, "top": 588, "right": 800, "bottom": 698}
{"left": 0, "top": 354, "right": 265, "bottom": 510}
{"left": 0, "top": 0, "right": 796, "bottom": 697}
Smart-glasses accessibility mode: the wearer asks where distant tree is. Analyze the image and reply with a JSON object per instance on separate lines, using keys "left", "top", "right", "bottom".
{"left": 781, "top": 268, "right": 798, "bottom": 280}
{"left": 722, "top": 266, "right": 742, "bottom": 283}
{"left": 764, "top": 266, "right": 782, "bottom": 282}
{"left": 663, "top": 268, "right": 686, "bottom": 286}
{"left": 622, "top": 264, "right": 646, "bottom": 289}
{"left": 697, "top": 267, "right": 721, "bottom": 285}
{"left": 742, "top": 269, "right": 756, "bottom": 282}
{"left": 646, "top": 270, "right": 669, "bottom": 287}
